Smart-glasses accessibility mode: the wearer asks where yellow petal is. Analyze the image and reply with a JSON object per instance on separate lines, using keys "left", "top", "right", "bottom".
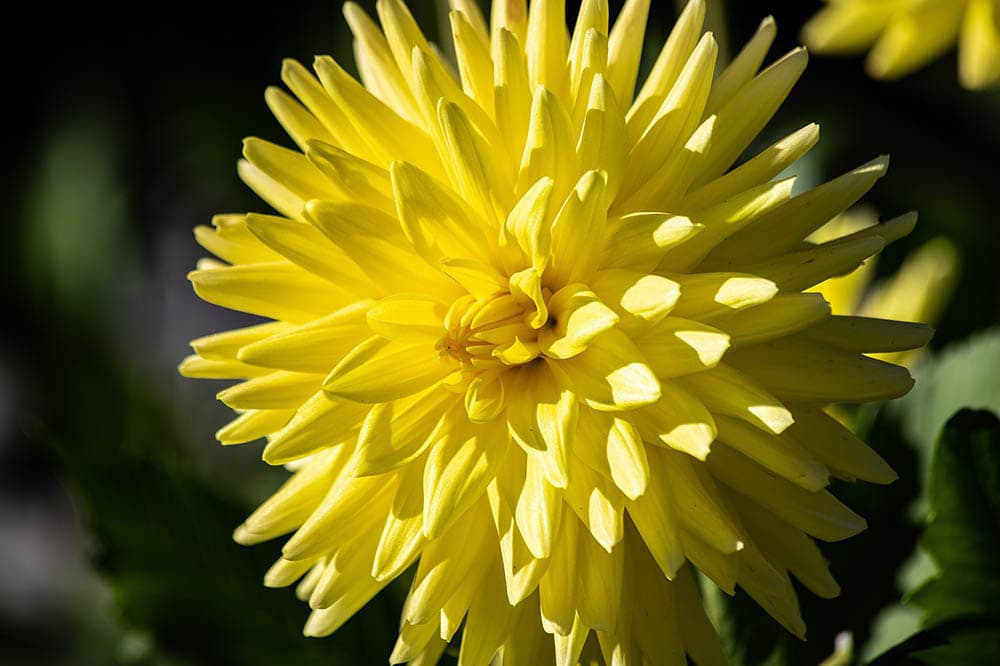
{"left": 487, "top": 475, "right": 549, "bottom": 604}
{"left": 517, "top": 86, "right": 576, "bottom": 201}
{"left": 634, "top": 316, "right": 730, "bottom": 379}
{"left": 216, "top": 408, "right": 294, "bottom": 445}
{"left": 658, "top": 447, "right": 744, "bottom": 554}
{"left": 505, "top": 362, "right": 576, "bottom": 487}
{"left": 324, "top": 336, "right": 450, "bottom": 403}
{"left": 263, "top": 391, "right": 368, "bottom": 465}
{"left": 313, "top": 54, "right": 440, "bottom": 174}
{"left": 606, "top": 0, "right": 651, "bottom": 104}
{"left": 590, "top": 270, "right": 680, "bottom": 333}
{"left": 343, "top": 2, "right": 422, "bottom": 123}
{"left": 692, "top": 47, "right": 808, "bottom": 186}
{"left": 866, "top": 1, "right": 964, "bottom": 80}
{"left": 959, "top": 0, "right": 1000, "bottom": 90}
{"left": 785, "top": 405, "right": 897, "bottom": 484}
{"left": 525, "top": 0, "right": 568, "bottom": 94}
{"left": 390, "top": 619, "right": 443, "bottom": 665}
{"left": 403, "top": 501, "right": 493, "bottom": 624}
{"left": 218, "top": 371, "right": 321, "bottom": 410}
{"left": 493, "top": 28, "right": 532, "bottom": 166}
{"left": 628, "top": 0, "right": 705, "bottom": 141}
{"left": 450, "top": 9, "right": 495, "bottom": 116}
{"left": 284, "top": 471, "right": 395, "bottom": 561}
{"left": 674, "top": 565, "right": 729, "bottom": 666}
{"left": 539, "top": 516, "right": 581, "bottom": 635}
{"left": 423, "top": 416, "right": 509, "bottom": 537}
{"left": 685, "top": 123, "right": 819, "bottom": 212}
{"left": 568, "top": 0, "right": 609, "bottom": 94}
{"left": 705, "top": 15, "right": 777, "bottom": 115}
{"left": 576, "top": 520, "right": 624, "bottom": 632}
{"left": 681, "top": 364, "right": 794, "bottom": 435}
{"left": 660, "top": 177, "right": 795, "bottom": 271}
{"left": 235, "top": 447, "right": 347, "bottom": 544}
{"left": 668, "top": 272, "right": 778, "bottom": 321}
{"left": 305, "top": 139, "right": 396, "bottom": 214}
{"left": 280, "top": 58, "right": 369, "bottom": 159}
{"left": 515, "top": 450, "right": 563, "bottom": 558}
{"left": 801, "top": 315, "right": 934, "bottom": 355}
{"left": 547, "top": 170, "right": 609, "bottom": 288}
{"left": 458, "top": 558, "right": 515, "bottom": 665}
{"left": 237, "top": 301, "right": 373, "bottom": 373}
{"left": 354, "top": 387, "right": 457, "bottom": 476}
{"left": 367, "top": 294, "right": 447, "bottom": 342}
{"left": 305, "top": 199, "right": 458, "bottom": 295}
{"left": 632, "top": 379, "right": 717, "bottom": 459}
{"left": 192, "top": 321, "right": 290, "bottom": 361}
{"left": 576, "top": 75, "right": 628, "bottom": 201}
{"left": 564, "top": 453, "right": 624, "bottom": 552}
{"left": 746, "top": 235, "right": 886, "bottom": 293}
{"left": 737, "top": 498, "right": 840, "bottom": 599}
{"left": 601, "top": 213, "right": 701, "bottom": 273}
{"left": 605, "top": 417, "right": 649, "bottom": 501}
{"left": 244, "top": 213, "right": 375, "bottom": 291}
{"left": 715, "top": 415, "right": 828, "bottom": 491}
{"left": 680, "top": 528, "right": 737, "bottom": 593}
{"left": 502, "top": 176, "right": 554, "bottom": 273}
{"left": 553, "top": 329, "right": 661, "bottom": 411}
{"left": 491, "top": 0, "right": 528, "bottom": 46}
{"left": 373, "top": 462, "right": 428, "bottom": 580}
{"left": 390, "top": 160, "right": 494, "bottom": 265}
{"left": 626, "top": 447, "right": 685, "bottom": 578}
{"left": 628, "top": 527, "right": 686, "bottom": 663}
{"left": 539, "top": 284, "right": 619, "bottom": 359}
{"left": 464, "top": 371, "right": 507, "bottom": 423}
{"left": 622, "top": 32, "right": 717, "bottom": 201}
{"left": 178, "top": 355, "right": 269, "bottom": 380}
{"left": 725, "top": 336, "right": 914, "bottom": 403}
{"left": 265, "top": 86, "right": 338, "bottom": 153}
{"left": 194, "top": 214, "right": 280, "bottom": 265}
{"left": 711, "top": 155, "right": 890, "bottom": 264}
{"left": 715, "top": 293, "right": 830, "bottom": 348}
{"left": 242, "top": 137, "right": 342, "bottom": 204}
{"left": 801, "top": 3, "right": 893, "bottom": 54}
{"left": 437, "top": 99, "right": 514, "bottom": 225}
{"left": 707, "top": 444, "right": 867, "bottom": 542}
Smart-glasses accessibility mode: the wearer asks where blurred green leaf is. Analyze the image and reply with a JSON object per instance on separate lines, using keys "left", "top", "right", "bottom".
{"left": 908, "top": 410, "right": 1000, "bottom": 627}
{"left": 895, "top": 329, "right": 1000, "bottom": 491}
{"left": 18, "top": 102, "right": 132, "bottom": 315}
{"left": 867, "top": 409, "right": 1000, "bottom": 665}
{"left": 867, "top": 615, "right": 1000, "bottom": 666}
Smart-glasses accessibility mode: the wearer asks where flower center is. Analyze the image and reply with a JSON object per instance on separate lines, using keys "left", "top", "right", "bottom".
{"left": 436, "top": 291, "right": 547, "bottom": 373}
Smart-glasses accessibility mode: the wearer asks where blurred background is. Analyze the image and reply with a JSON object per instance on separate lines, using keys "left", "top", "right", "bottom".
{"left": 1, "top": 1, "right": 997, "bottom": 664}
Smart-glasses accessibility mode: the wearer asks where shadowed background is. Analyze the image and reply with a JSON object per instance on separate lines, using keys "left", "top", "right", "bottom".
{"left": 1, "top": 1, "right": 997, "bottom": 664}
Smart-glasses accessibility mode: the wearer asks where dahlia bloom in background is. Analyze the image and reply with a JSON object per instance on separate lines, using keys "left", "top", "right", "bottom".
{"left": 803, "top": 0, "right": 1000, "bottom": 90}
{"left": 181, "top": 0, "right": 933, "bottom": 662}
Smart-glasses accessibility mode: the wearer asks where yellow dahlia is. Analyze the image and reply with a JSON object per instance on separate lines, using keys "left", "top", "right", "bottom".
{"left": 803, "top": 0, "right": 1000, "bottom": 90}
{"left": 181, "top": 0, "right": 931, "bottom": 662}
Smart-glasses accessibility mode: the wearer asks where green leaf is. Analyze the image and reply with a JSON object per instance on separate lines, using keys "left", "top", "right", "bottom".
{"left": 908, "top": 410, "right": 1000, "bottom": 626}
{"left": 895, "top": 329, "right": 1000, "bottom": 491}
{"left": 868, "top": 410, "right": 1000, "bottom": 665}
{"left": 866, "top": 615, "right": 1000, "bottom": 666}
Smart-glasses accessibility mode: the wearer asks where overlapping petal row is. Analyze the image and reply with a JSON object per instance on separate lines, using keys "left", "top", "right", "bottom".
{"left": 804, "top": 0, "right": 1000, "bottom": 90}
{"left": 181, "top": 0, "right": 930, "bottom": 663}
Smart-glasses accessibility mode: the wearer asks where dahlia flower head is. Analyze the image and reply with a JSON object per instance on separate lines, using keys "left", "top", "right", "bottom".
{"left": 803, "top": 0, "right": 1000, "bottom": 90}
{"left": 181, "top": 0, "right": 932, "bottom": 663}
